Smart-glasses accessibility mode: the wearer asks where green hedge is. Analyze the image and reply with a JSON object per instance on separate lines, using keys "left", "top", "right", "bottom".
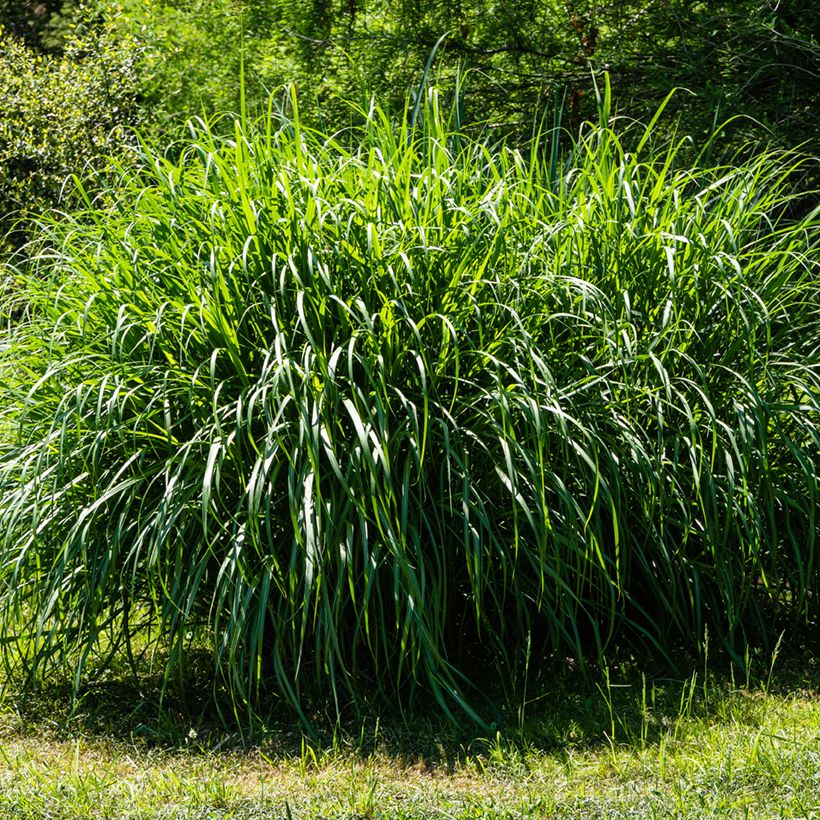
{"left": 0, "top": 19, "right": 140, "bottom": 249}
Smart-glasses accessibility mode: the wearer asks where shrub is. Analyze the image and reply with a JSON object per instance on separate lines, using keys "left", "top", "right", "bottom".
{"left": 0, "top": 86, "right": 818, "bottom": 724}
{"left": 43, "top": 0, "right": 277, "bottom": 132}
{"left": 0, "top": 19, "right": 140, "bottom": 249}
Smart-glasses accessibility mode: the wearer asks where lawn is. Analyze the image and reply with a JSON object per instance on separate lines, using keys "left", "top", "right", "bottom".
{"left": 1, "top": 660, "right": 818, "bottom": 818}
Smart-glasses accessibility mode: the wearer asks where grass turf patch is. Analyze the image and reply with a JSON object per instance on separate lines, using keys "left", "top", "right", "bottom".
{"left": 0, "top": 661, "right": 818, "bottom": 818}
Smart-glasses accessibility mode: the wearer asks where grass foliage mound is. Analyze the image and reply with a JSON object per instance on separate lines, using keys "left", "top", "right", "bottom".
{"left": 1, "top": 86, "right": 818, "bottom": 723}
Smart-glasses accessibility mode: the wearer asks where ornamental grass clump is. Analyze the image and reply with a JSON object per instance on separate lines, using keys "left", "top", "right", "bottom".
{"left": 0, "top": 85, "right": 818, "bottom": 724}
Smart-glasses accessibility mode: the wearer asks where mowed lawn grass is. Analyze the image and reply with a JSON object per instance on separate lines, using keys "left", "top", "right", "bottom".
{"left": 0, "top": 663, "right": 818, "bottom": 819}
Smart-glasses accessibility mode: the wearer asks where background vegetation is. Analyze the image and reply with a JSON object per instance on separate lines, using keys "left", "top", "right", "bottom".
{"left": 0, "top": 15, "right": 140, "bottom": 250}
{"left": 26, "top": 0, "right": 820, "bottom": 141}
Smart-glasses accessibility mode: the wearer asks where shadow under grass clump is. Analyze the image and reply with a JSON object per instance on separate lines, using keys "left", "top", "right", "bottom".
{"left": 0, "top": 80, "right": 818, "bottom": 729}
{"left": 2, "top": 644, "right": 817, "bottom": 772}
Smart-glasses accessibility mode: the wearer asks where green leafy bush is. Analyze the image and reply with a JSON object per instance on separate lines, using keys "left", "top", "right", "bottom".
{"left": 0, "top": 20, "right": 140, "bottom": 248}
{"left": 41, "top": 0, "right": 275, "bottom": 132}
{"left": 1, "top": 86, "right": 818, "bottom": 724}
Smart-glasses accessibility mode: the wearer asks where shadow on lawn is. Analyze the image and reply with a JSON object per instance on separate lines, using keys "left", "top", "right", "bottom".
{"left": 3, "top": 640, "right": 817, "bottom": 768}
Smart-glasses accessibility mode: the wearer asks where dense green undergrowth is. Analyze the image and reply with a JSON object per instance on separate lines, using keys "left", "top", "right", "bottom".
{"left": 0, "top": 84, "right": 818, "bottom": 727}
{"left": 20, "top": 0, "right": 820, "bottom": 146}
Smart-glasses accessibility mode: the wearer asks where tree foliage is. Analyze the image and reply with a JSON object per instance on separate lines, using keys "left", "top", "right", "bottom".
{"left": 9, "top": 1, "right": 819, "bottom": 150}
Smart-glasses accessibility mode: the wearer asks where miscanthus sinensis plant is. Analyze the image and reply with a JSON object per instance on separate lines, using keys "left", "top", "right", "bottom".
{"left": 0, "top": 84, "right": 818, "bottom": 725}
